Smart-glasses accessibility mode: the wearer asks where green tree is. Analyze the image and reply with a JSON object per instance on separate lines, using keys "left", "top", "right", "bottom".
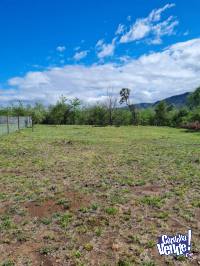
{"left": 154, "top": 101, "right": 168, "bottom": 126}
{"left": 188, "top": 87, "right": 200, "bottom": 108}
{"left": 87, "top": 105, "right": 107, "bottom": 126}
{"left": 47, "top": 96, "right": 70, "bottom": 124}
{"left": 113, "top": 109, "right": 132, "bottom": 126}
{"left": 68, "top": 98, "right": 81, "bottom": 124}
{"left": 138, "top": 108, "right": 155, "bottom": 125}
{"left": 31, "top": 102, "right": 47, "bottom": 124}
{"left": 189, "top": 107, "right": 200, "bottom": 122}
{"left": 11, "top": 101, "right": 27, "bottom": 116}
{"left": 172, "top": 108, "right": 189, "bottom": 127}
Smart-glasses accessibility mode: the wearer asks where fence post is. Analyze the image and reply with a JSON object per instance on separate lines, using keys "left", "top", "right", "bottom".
{"left": 7, "top": 115, "right": 9, "bottom": 134}
{"left": 18, "top": 116, "right": 20, "bottom": 130}
{"left": 32, "top": 118, "right": 34, "bottom": 132}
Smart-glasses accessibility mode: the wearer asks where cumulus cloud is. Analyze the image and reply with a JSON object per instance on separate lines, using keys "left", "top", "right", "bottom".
{"left": 2, "top": 38, "right": 200, "bottom": 105}
{"left": 96, "top": 39, "right": 116, "bottom": 59}
{"left": 56, "top": 46, "right": 66, "bottom": 52}
{"left": 73, "top": 50, "right": 89, "bottom": 61}
{"left": 120, "top": 20, "right": 151, "bottom": 43}
{"left": 119, "top": 3, "right": 178, "bottom": 44}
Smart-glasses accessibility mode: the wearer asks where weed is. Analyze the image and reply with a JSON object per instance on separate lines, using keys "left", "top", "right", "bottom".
{"left": 140, "top": 196, "right": 164, "bottom": 208}
{"left": 91, "top": 203, "right": 98, "bottom": 211}
{"left": 117, "top": 259, "right": 131, "bottom": 266}
{"left": 40, "top": 217, "right": 52, "bottom": 225}
{"left": 127, "top": 235, "right": 140, "bottom": 244}
{"left": 0, "top": 216, "right": 15, "bottom": 230}
{"left": 105, "top": 207, "right": 118, "bottom": 215}
{"left": 192, "top": 199, "right": 200, "bottom": 207}
{"left": 73, "top": 250, "right": 82, "bottom": 258}
{"left": 146, "top": 240, "right": 155, "bottom": 248}
{"left": 95, "top": 227, "right": 102, "bottom": 237}
{"left": 1, "top": 260, "right": 15, "bottom": 266}
{"left": 79, "top": 207, "right": 89, "bottom": 213}
{"left": 56, "top": 199, "right": 70, "bottom": 210}
{"left": 134, "top": 179, "right": 146, "bottom": 186}
{"left": 84, "top": 243, "right": 93, "bottom": 251}
{"left": 13, "top": 230, "right": 28, "bottom": 242}
{"left": 58, "top": 213, "right": 72, "bottom": 229}
{"left": 175, "top": 255, "right": 186, "bottom": 261}
{"left": 39, "top": 246, "right": 53, "bottom": 255}
{"left": 154, "top": 211, "right": 168, "bottom": 220}
{"left": 141, "top": 262, "right": 155, "bottom": 266}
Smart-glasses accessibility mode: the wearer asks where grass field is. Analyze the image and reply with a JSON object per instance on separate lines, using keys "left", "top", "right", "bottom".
{"left": 0, "top": 125, "right": 199, "bottom": 266}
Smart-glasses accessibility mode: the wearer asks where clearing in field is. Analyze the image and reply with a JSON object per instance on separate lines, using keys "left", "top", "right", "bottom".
{"left": 0, "top": 125, "right": 199, "bottom": 265}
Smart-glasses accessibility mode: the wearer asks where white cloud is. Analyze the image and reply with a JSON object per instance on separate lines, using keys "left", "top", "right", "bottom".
{"left": 153, "top": 16, "right": 179, "bottom": 36}
{"left": 120, "top": 19, "right": 151, "bottom": 43}
{"left": 148, "top": 3, "right": 175, "bottom": 22}
{"left": 96, "top": 39, "right": 116, "bottom": 58}
{"left": 56, "top": 46, "right": 66, "bottom": 52}
{"left": 3, "top": 38, "right": 200, "bottom": 105}
{"left": 73, "top": 50, "right": 89, "bottom": 61}
{"left": 119, "top": 3, "right": 178, "bottom": 44}
{"left": 119, "top": 55, "right": 131, "bottom": 63}
{"left": 96, "top": 39, "right": 104, "bottom": 47}
{"left": 115, "top": 24, "right": 125, "bottom": 35}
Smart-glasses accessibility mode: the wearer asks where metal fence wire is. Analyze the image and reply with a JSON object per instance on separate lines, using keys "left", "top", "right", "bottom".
{"left": 0, "top": 116, "right": 32, "bottom": 136}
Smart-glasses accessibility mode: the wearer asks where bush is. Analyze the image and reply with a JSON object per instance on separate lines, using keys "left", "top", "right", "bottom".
{"left": 181, "top": 121, "right": 200, "bottom": 131}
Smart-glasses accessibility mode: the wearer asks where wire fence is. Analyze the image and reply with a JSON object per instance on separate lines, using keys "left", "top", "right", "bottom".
{"left": 0, "top": 116, "right": 32, "bottom": 136}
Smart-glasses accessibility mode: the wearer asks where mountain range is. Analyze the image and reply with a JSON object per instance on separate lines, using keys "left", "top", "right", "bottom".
{"left": 135, "top": 92, "right": 190, "bottom": 109}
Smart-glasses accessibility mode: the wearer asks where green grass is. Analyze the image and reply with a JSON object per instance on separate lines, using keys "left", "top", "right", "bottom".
{"left": 0, "top": 125, "right": 199, "bottom": 265}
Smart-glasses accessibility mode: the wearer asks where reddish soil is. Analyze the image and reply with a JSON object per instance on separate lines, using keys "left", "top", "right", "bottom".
{"left": 24, "top": 189, "right": 92, "bottom": 218}
{"left": 25, "top": 199, "right": 63, "bottom": 218}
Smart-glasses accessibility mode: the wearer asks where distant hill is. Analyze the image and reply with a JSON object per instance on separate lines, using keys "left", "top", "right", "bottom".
{"left": 135, "top": 92, "right": 190, "bottom": 109}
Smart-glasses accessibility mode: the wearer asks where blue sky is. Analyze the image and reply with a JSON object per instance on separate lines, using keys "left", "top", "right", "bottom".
{"left": 1, "top": 0, "right": 200, "bottom": 105}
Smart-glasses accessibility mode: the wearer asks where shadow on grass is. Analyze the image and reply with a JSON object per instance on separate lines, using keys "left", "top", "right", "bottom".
{"left": 182, "top": 129, "right": 200, "bottom": 133}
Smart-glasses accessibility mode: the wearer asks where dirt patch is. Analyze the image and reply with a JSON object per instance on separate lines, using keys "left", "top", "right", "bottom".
{"left": 133, "top": 185, "right": 165, "bottom": 196}
{"left": 194, "top": 209, "right": 200, "bottom": 231}
{"left": 0, "top": 242, "right": 42, "bottom": 265}
{"left": 24, "top": 189, "right": 91, "bottom": 218}
{"left": 0, "top": 241, "right": 61, "bottom": 266}
{"left": 85, "top": 231, "right": 120, "bottom": 266}
{"left": 35, "top": 254, "right": 59, "bottom": 266}
{"left": 0, "top": 201, "right": 11, "bottom": 215}
{"left": 195, "top": 209, "right": 200, "bottom": 221}
{"left": 25, "top": 199, "right": 63, "bottom": 218}
{"left": 167, "top": 216, "right": 188, "bottom": 233}
{"left": 52, "top": 139, "right": 73, "bottom": 146}
{"left": 0, "top": 206, "right": 6, "bottom": 215}
{"left": 64, "top": 189, "right": 91, "bottom": 212}
{"left": 0, "top": 168, "right": 22, "bottom": 176}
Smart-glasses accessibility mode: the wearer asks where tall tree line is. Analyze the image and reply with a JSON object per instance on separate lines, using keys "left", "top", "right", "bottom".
{"left": 0, "top": 87, "right": 200, "bottom": 129}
